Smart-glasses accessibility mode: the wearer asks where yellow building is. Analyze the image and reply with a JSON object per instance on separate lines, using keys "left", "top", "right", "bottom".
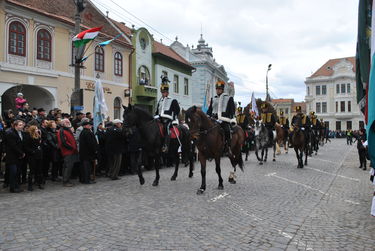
{"left": 0, "top": 0, "right": 132, "bottom": 120}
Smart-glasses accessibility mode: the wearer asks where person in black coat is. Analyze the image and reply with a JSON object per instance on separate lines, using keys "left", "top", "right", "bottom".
{"left": 24, "top": 125, "right": 44, "bottom": 190}
{"left": 46, "top": 120, "right": 61, "bottom": 182}
{"left": 356, "top": 128, "right": 367, "bottom": 170}
{"left": 4, "top": 120, "right": 25, "bottom": 193}
{"left": 105, "top": 120, "right": 125, "bottom": 180}
{"left": 79, "top": 121, "right": 98, "bottom": 184}
{"left": 95, "top": 123, "right": 107, "bottom": 176}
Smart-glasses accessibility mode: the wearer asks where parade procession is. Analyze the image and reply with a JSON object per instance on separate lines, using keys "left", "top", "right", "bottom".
{"left": 0, "top": 0, "right": 374, "bottom": 250}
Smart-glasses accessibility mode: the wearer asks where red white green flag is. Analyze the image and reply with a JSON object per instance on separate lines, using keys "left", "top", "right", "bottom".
{"left": 73, "top": 27, "right": 102, "bottom": 47}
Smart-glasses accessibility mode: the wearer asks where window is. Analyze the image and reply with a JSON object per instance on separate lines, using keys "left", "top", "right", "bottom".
{"left": 184, "top": 78, "right": 189, "bottom": 95}
{"left": 138, "top": 66, "right": 150, "bottom": 85}
{"left": 307, "top": 86, "right": 310, "bottom": 95}
{"left": 336, "top": 121, "right": 341, "bottom": 131}
{"left": 113, "top": 97, "right": 121, "bottom": 119}
{"left": 347, "top": 83, "right": 351, "bottom": 93}
{"left": 340, "top": 101, "right": 345, "bottom": 112}
{"left": 173, "top": 75, "right": 179, "bottom": 93}
{"left": 322, "top": 85, "right": 327, "bottom": 95}
{"left": 322, "top": 102, "right": 327, "bottom": 113}
{"left": 9, "top": 21, "right": 26, "bottom": 56}
{"left": 316, "top": 102, "right": 321, "bottom": 113}
{"left": 336, "top": 101, "right": 338, "bottom": 112}
{"left": 359, "top": 121, "right": 364, "bottom": 129}
{"left": 336, "top": 84, "right": 340, "bottom": 94}
{"left": 348, "top": 101, "right": 351, "bottom": 112}
{"left": 347, "top": 121, "right": 352, "bottom": 130}
{"left": 140, "top": 38, "right": 146, "bottom": 50}
{"left": 37, "top": 29, "right": 51, "bottom": 61}
{"left": 114, "top": 52, "right": 122, "bottom": 76}
{"left": 285, "top": 108, "right": 289, "bottom": 114}
{"left": 316, "top": 85, "right": 320, "bottom": 95}
{"left": 341, "top": 83, "right": 346, "bottom": 93}
{"left": 95, "top": 46, "right": 104, "bottom": 72}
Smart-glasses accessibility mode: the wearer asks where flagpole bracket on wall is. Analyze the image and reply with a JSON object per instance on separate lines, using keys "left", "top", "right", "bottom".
{"left": 96, "top": 73, "right": 100, "bottom": 79}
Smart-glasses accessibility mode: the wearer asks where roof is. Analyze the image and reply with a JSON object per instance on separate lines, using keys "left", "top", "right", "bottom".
{"left": 6, "top": 0, "right": 132, "bottom": 48}
{"left": 153, "top": 41, "right": 194, "bottom": 70}
{"left": 310, "top": 57, "right": 355, "bottom": 78}
{"left": 272, "top": 98, "right": 294, "bottom": 104}
{"left": 109, "top": 18, "right": 133, "bottom": 38}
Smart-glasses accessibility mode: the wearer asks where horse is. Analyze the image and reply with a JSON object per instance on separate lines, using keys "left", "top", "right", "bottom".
{"left": 254, "top": 120, "right": 276, "bottom": 164}
{"left": 275, "top": 123, "right": 288, "bottom": 155}
{"left": 185, "top": 106, "right": 245, "bottom": 194}
{"left": 308, "top": 128, "right": 319, "bottom": 156}
{"left": 291, "top": 117, "right": 308, "bottom": 168}
{"left": 122, "top": 104, "right": 193, "bottom": 186}
{"left": 242, "top": 126, "right": 255, "bottom": 161}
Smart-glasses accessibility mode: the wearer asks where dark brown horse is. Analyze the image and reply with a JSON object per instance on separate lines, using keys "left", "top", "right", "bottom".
{"left": 291, "top": 117, "right": 308, "bottom": 168}
{"left": 185, "top": 106, "right": 245, "bottom": 194}
{"left": 275, "top": 123, "right": 288, "bottom": 154}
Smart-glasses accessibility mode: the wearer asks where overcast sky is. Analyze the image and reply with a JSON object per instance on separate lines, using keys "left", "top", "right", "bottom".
{"left": 93, "top": 0, "right": 357, "bottom": 105}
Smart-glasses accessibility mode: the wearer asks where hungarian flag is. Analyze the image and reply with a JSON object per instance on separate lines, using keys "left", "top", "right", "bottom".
{"left": 73, "top": 27, "right": 102, "bottom": 48}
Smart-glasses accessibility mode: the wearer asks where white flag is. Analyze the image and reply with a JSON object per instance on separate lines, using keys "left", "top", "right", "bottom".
{"left": 251, "top": 92, "right": 259, "bottom": 117}
{"left": 93, "top": 78, "right": 108, "bottom": 133}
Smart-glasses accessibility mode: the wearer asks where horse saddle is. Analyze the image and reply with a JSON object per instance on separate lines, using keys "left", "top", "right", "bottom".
{"left": 158, "top": 122, "right": 180, "bottom": 139}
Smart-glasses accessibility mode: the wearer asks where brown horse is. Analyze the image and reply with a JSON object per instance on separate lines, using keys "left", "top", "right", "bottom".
{"left": 291, "top": 117, "right": 308, "bottom": 168}
{"left": 275, "top": 123, "right": 288, "bottom": 154}
{"left": 185, "top": 106, "right": 245, "bottom": 194}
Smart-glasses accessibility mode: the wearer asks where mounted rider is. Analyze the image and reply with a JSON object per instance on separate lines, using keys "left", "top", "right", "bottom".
{"left": 155, "top": 75, "right": 180, "bottom": 153}
{"left": 260, "top": 102, "right": 276, "bottom": 146}
{"left": 207, "top": 80, "right": 236, "bottom": 156}
{"left": 277, "top": 110, "right": 289, "bottom": 137}
{"left": 290, "top": 105, "right": 310, "bottom": 146}
{"left": 236, "top": 103, "right": 249, "bottom": 131}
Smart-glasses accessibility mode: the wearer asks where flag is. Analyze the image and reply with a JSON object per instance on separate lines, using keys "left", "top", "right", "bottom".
{"left": 73, "top": 27, "right": 102, "bottom": 48}
{"left": 93, "top": 78, "right": 108, "bottom": 133}
{"left": 251, "top": 92, "right": 259, "bottom": 117}
{"left": 202, "top": 83, "right": 211, "bottom": 113}
{"left": 99, "top": 33, "right": 122, "bottom": 47}
{"left": 367, "top": 0, "right": 375, "bottom": 170}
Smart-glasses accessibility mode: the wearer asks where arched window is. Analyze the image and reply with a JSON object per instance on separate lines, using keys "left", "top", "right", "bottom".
{"left": 114, "top": 52, "right": 123, "bottom": 76}
{"left": 114, "top": 97, "right": 122, "bottom": 119}
{"left": 37, "top": 29, "right": 51, "bottom": 61}
{"left": 9, "top": 21, "right": 26, "bottom": 56}
{"left": 95, "top": 46, "right": 104, "bottom": 72}
{"left": 138, "top": 65, "right": 150, "bottom": 85}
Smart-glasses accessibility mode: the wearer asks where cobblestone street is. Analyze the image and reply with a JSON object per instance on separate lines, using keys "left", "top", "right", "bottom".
{"left": 0, "top": 138, "right": 374, "bottom": 250}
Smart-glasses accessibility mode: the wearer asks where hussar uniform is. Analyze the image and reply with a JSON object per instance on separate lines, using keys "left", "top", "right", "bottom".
{"left": 260, "top": 103, "right": 276, "bottom": 146}
{"left": 236, "top": 106, "right": 249, "bottom": 130}
{"left": 155, "top": 76, "right": 180, "bottom": 152}
{"left": 277, "top": 111, "right": 289, "bottom": 137}
{"left": 207, "top": 80, "right": 236, "bottom": 155}
{"left": 290, "top": 106, "right": 310, "bottom": 146}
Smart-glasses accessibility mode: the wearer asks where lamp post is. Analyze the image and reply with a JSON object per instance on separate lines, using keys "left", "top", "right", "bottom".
{"left": 266, "top": 64, "right": 272, "bottom": 101}
{"left": 71, "top": 0, "right": 86, "bottom": 114}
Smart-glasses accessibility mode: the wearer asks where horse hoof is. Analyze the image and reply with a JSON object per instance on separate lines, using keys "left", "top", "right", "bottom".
{"left": 259, "top": 162, "right": 263, "bottom": 165}
{"left": 228, "top": 178, "right": 236, "bottom": 184}
{"left": 171, "top": 175, "right": 177, "bottom": 181}
{"left": 286, "top": 152, "right": 288, "bottom": 154}
{"left": 196, "top": 189, "right": 205, "bottom": 195}
{"left": 188, "top": 173, "right": 193, "bottom": 178}
{"left": 218, "top": 184, "right": 224, "bottom": 190}
{"left": 139, "top": 177, "right": 145, "bottom": 185}
{"left": 273, "top": 159, "right": 275, "bottom": 162}
{"left": 152, "top": 180, "right": 159, "bottom": 186}
{"left": 315, "top": 153, "right": 317, "bottom": 155}
{"left": 245, "top": 158, "right": 248, "bottom": 161}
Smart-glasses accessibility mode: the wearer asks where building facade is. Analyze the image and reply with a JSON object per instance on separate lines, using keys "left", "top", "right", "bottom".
{"left": 0, "top": 0, "right": 132, "bottom": 120}
{"left": 305, "top": 57, "right": 363, "bottom": 131}
{"left": 170, "top": 35, "right": 233, "bottom": 108}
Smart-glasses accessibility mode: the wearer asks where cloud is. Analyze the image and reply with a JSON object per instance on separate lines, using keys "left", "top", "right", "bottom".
{"left": 95, "top": 0, "right": 357, "bottom": 103}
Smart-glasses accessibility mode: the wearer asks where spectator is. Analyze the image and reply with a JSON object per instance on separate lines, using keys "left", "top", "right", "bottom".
{"left": 79, "top": 121, "right": 98, "bottom": 184}
{"left": 39, "top": 119, "right": 50, "bottom": 180}
{"left": 4, "top": 120, "right": 26, "bottom": 193}
{"left": 356, "top": 128, "right": 367, "bottom": 170}
{"left": 15, "top": 93, "right": 27, "bottom": 110}
{"left": 74, "top": 117, "right": 90, "bottom": 148}
{"left": 24, "top": 125, "right": 44, "bottom": 191}
{"left": 46, "top": 120, "right": 61, "bottom": 182}
{"left": 57, "top": 119, "right": 78, "bottom": 187}
{"left": 86, "top": 112, "right": 93, "bottom": 122}
{"left": 105, "top": 119, "right": 125, "bottom": 180}
{"left": 3, "top": 109, "right": 15, "bottom": 128}
{"left": 46, "top": 109, "right": 56, "bottom": 120}
{"left": 36, "top": 108, "right": 46, "bottom": 124}
{"left": 95, "top": 123, "right": 107, "bottom": 176}
{"left": 72, "top": 112, "right": 85, "bottom": 130}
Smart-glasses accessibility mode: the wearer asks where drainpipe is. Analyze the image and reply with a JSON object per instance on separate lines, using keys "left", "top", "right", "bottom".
{"left": 128, "top": 47, "right": 135, "bottom": 105}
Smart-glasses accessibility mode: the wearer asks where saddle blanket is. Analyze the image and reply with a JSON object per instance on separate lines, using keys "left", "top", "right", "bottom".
{"left": 158, "top": 124, "right": 180, "bottom": 139}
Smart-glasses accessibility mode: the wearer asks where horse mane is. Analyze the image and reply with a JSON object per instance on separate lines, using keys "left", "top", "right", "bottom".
{"left": 133, "top": 106, "right": 154, "bottom": 121}
{"left": 186, "top": 107, "right": 213, "bottom": 125}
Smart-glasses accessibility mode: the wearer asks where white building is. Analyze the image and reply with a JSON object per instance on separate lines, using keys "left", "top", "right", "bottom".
{"left": 170, "top": 35, "right": 233, "bottom": 107}
{"left": 305, "top": 57, "right": 364, "bottom": 131}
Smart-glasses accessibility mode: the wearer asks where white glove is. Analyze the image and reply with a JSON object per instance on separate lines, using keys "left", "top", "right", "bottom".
{"left": 154, "top": 115, "right": 160, "bottom": 119}
{"left": 216, "top": 120, "right": 222, "bottom": 124}
{"left": 301, "top": 127, "right": 305, "bottom": 131}
{"left": 172, "top": 119, "right": 179, "bottom": 125}
{"left": 281, "top": 125, "right": 283, "bottom": 128}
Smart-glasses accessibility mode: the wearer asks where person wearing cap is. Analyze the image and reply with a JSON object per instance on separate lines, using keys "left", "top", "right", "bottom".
{"left": 15, "top": 93, "right": 27, "bottom": 110}
{"left": 105, "top": 119, "right": 125, "bottom": 180}
{"left": 72, "top": 112, "right": 85, "bottom": 131}
{"left": 155, "top": 75, "right": 181, "bottom": 153}
{"left": 79, "top": 121, "right": 97, "bottom": 184}
{"left": 36, "top": 108, "right": 46, "bottom": 124}
{"left": 290, "top": 106, "right": 310, "bottom": 147}
{"left": 277, "top": 110, "right": 289, "bottom": 137}
{"left": 207, "top": 80, "right": 236, "bottom": 156}
{"left": 236, "top": 104, "right": 248, "bottom": 131}
{"left": 260, "top": 102, "right": 277, "bottom": 146}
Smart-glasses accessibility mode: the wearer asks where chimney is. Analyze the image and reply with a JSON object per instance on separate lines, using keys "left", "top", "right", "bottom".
{"left": 106, "top": 11, "right": 109, "bottom": 17}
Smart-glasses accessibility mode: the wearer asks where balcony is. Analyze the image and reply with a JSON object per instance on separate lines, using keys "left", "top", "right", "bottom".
{"left": 133, "top": 84, "right": 157, "bottom": 100}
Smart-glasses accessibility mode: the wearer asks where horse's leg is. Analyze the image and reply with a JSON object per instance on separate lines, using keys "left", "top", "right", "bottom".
{"left": 213, "top": 157, "right": 224, "bottom": 190}
{"left": 264, "top": 147, "right": 268, "bottom": 162}
{"left": 197, "top": 153, "right": 206, "bottom": 194}
{"left": 272, "top": 142, "right": 276, "bottom": 161}
{"left": 276, "top": 142, "right": 281, "bottom": 155}
{"left": 294, "top": 148, "right": 300, "bottom": 168}
{"left": 284, "top": 138, "right": 288, "bottom": 154}
{"left": 171, "top": 153, "right": 179, "bottom": 181}
{"left": 136, "top": 152, "right": 145, "bottom": 185}
{"left": 152, "top": 155, "right": 160, "bottom": 186}
{"left": 188, "top": 152, "right": 194, "bottom": 178}
{"left": 304, "top": 146, "right": 308, "bottom": 166}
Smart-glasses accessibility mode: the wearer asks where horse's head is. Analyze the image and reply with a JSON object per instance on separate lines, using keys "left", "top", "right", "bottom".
{"left": 122, "top": 104, "right": 137, "bottom": 127}
{"left": 185, "top": 106, "right": 201, "bottom": 140}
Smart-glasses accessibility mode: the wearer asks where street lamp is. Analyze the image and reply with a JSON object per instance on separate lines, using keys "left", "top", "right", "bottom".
{"left": 266, "top": 64, "right": 272, "bottom": 101}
